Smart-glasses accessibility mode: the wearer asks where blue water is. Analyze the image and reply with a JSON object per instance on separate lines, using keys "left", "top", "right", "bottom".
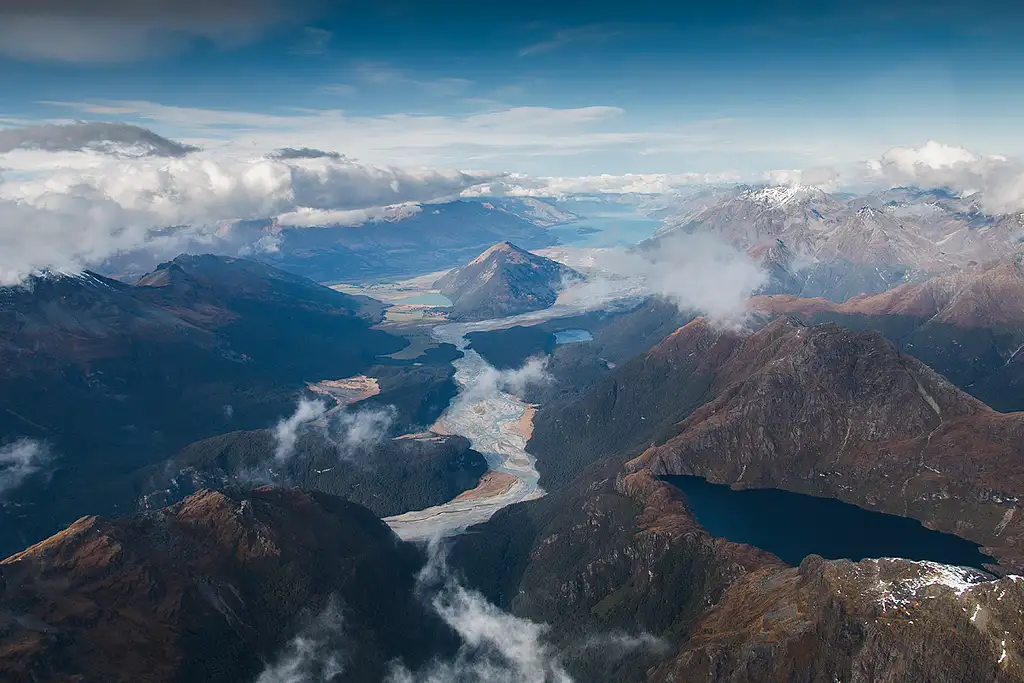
{"left": 664, "top": 475, "right": 995, "bottom": 570}
{"left": 396, "top": 292, "right": 453, "bottom": 306}
{"left": 549, "top": 204, "right": 661, "bottom": 247}
{"left": 553, "top": 329, "right": 593, "bottom": 345}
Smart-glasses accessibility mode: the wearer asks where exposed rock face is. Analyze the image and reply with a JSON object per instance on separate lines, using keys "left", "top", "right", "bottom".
{"left": 629, "top": 317, "right": 1024, "bottom": 570}
{"left": 436, "top": 241, "right": 582, "bottom": 321}
{"left": 0, "top": 488, "right": 452, "bottom": 683}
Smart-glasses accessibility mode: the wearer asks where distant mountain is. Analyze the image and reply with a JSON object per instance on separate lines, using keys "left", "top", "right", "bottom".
{"left": 651, "top": 183, "right": 1024, "bottom": 301}
{"left": 100, "top": 198, "right": 570, "bottom": 283}
{"left": 436, "top": 241, "right": 582, "bottom": 321}
{"left": 474, "top": 197, "right": 578, "bottom": 227}
{"left": 750, "top": 247, "right": 1024, "bottom": 411}
{"left": 0, "top": 254, "right": 406, "bottom": 556}
{"left": 0, "top": 488, "right": 455, "bottom": 683}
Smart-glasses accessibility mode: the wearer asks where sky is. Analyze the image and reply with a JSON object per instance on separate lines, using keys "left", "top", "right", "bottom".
{"left": 3, "top": 0, "right": 1024, "bottom": 282}
{"left": 3, "top": 0, "right": 1024, "bottom": 176}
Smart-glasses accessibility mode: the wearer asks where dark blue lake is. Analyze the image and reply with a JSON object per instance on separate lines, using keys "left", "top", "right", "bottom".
{"left": 664, "top": 476, "right": 995, "bottom": 570}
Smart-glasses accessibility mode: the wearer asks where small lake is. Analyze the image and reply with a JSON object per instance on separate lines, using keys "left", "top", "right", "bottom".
{"left": 664, "top": 476, "right": 995, "bottom": 570}
{"left": 554, "top": 329, "right": 593, "bottom": 345}
{"left": 394, "top": 292, "right": 453, "bottom": 306}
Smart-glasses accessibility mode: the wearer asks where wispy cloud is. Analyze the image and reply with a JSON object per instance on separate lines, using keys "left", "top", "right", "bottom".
{"left": 291, "top": 26, "right": 332, "bottom": 56}
{"left": 0, "top": 439, "right": 51, "bottom": 500}
{"left": 518, "top": 24, "right": 620, "bottom": 57}
{"left": 349, "top": 61, "right": 475, "bottom": 97}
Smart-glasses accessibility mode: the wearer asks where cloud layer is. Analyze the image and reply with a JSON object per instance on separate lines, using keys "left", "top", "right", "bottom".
{"left": 0, "top": 123, "right": 503, "bottom": 283}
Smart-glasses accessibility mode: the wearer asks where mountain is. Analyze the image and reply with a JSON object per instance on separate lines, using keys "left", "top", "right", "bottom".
{"left": 436, "top": 241, "right": 582, "bottom": 321}
{"left": 529, "top": 313, "right": 1024, "bottom": 567}
{"left": 0, "top": 487, "right": 455, "bottom": 683}
{"left": 750, "top": 247, "right": 1024, "bottom": 411}
{"left": 0, "top": 254, "right": 407, "bottom": 556}
{"left": 451, "top": 315, "right": 1024, "bottom": 682}
{"left": 100, "top": 198, "right": 569, "bottom": 283}
{"left": 652, "top": 183, "right": 1024, "bottom": 301}
{"left": 474, "top": 197, "right": 578, "bottom": 227}
{"left": 136, "top": 429, "right": 487, "bottom": 518}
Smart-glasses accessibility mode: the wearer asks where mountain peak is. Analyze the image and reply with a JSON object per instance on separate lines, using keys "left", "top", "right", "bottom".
{"left": 436, "top": 242, "right": 582, "bottom": 321}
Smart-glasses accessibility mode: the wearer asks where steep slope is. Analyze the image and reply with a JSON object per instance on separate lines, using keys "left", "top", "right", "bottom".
{"left": 0, "top": 487, "right": 454, "bottom": 683}
{"left": 750, "top": 247, "right": 1024, "bottom": 410}
{"left": 629, "top": 317, "right": 1024, "bottom": 569}
{"left": 436, "top": 241, "right": 582, "bottom": 321}
{"left": 653, "top": 183, "right": 1024, "bottom": 301}
{"left": 0, "top": 254, "right": 405, "bottom": 556}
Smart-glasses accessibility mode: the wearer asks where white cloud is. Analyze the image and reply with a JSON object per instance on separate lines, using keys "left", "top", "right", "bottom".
{"left": 459, "top": 356, "right": 551, "bottom": 408}
{"left": 561, "top": 233, "right": 766, "bottom": 328}
{"left": 271, "top": 399, "right": 397, "bottom": 463}
{"left": 0, "top": 136, "right": 503, "bottom": 283}
{"left": 256, "top": 598, "right": 348, "bottom": 683}
{"left": 0, "top": 439, "right": 50, "bottom": 499}
{"left": 336, "top": 407, "right": 395, "bottom": 450}
{"left": 868, "top": 141, "right": 1024, "bottom": 214}
{"left": 273, "top": 398, "right": 327, "bottom": 462}
{"left": 274, "top": 203, "right": 424, "bottom": 228}
{"left": 387, "top": 542, "right": 572, "bottom": 683}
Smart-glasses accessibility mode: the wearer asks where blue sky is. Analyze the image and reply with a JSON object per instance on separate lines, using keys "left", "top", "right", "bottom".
{"left": 2, "top": 0, "right": 1024, "bottom": 175}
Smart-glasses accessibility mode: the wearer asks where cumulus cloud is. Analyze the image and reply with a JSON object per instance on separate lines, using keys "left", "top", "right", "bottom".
{"left": 0, "top": 122, "right": 199, "bottom": 157}
{"left": 561, "top": 233, "right": 766, "bottom": 328}
{"left": 866, "top": 141, "right": 1024, "bottom": 214}
{"left": 0, "top": 135, "right": 502, "bottom": 283}
{"left": 0, "top": 439, "right": 51, "bottom": 499}
{"left": 273, "top": 398, "right": 327, "bottom": 462}
{"left": 256, "top": 598, "right": 348, "bottom": 683}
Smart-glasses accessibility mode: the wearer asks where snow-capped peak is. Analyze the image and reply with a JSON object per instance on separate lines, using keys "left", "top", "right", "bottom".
{"left": 743, "top": 185, "right": 820, "bottom": 208}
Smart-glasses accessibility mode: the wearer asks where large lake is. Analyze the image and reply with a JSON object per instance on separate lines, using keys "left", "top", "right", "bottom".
{"left": 549, "top": 201, "right": 662, "bottom": 247}
{"left": 664, "top": 475, "right": 995, "bottom": 570}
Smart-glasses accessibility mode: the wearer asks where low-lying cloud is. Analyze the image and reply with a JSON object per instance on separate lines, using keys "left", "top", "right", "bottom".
{"left": 560, "top": 233, "right": 766, "bottom": 328}
{"left": 271, "top": 398, "right": 395, "bottom": 463}
{"left": 256, "top": 597, "right": 348, "bottom": 683}
{"left": 273, "top": 398, "right": 328, "bottom": 462}
{"left": 460, "top": 356, "right": 551, "bottom": 408}
{"left": 0, "top": 439, "right": 51, "bottom": 499}
{"left": 387, "top": 542, "right": 572, "bottom": 683}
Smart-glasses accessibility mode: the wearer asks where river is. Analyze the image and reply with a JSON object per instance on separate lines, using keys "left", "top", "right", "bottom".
{"left": 382, "top": 320, "right": 545, "bottom": 540}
